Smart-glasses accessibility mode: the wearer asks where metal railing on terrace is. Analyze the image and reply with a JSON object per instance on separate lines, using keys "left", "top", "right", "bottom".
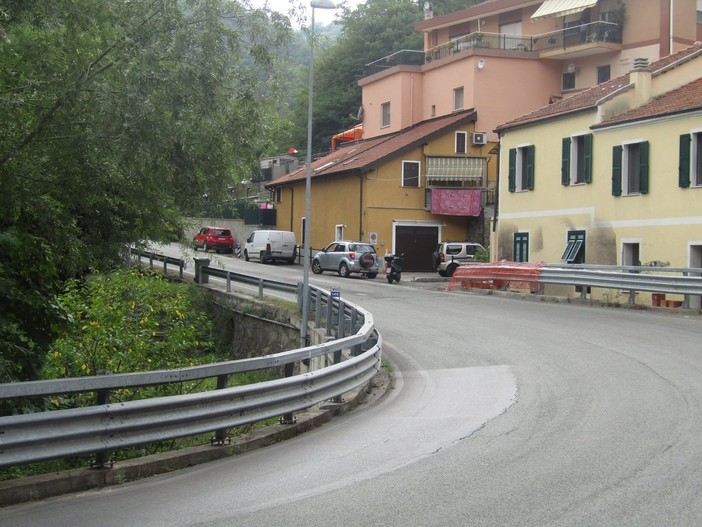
{"left": 364, "top": 21, "right": 621, "bottom": 75}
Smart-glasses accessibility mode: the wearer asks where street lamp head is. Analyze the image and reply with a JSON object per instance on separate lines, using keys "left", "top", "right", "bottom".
{"left": 311, "top": 0, "right": 336, "bottom": 9}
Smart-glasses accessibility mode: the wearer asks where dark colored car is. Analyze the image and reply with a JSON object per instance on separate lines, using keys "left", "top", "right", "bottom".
{"left": 312, "top": 241, "right": 379, "bottom": 278}
{"left": 193, "top": 227, "right": 234, "bottom": 254}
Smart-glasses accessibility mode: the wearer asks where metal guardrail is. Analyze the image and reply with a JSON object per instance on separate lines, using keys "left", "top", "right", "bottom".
{"left": 450, "top": 262, "right": 702, "bottom": 308}
{"left": 0, "top": 251, "right": 382, "bottom": 469}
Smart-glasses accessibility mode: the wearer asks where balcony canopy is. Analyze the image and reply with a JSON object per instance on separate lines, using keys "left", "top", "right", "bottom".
{"left": 531, "top": 0, "right": 598, "bottom": 21}
{"left": 425, "top": 156, "right": 485, "bottom": 182}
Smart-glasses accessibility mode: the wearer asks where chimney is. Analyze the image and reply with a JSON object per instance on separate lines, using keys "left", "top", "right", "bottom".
{"left": 629, "top": 57, "right": 652, "bottom": 108}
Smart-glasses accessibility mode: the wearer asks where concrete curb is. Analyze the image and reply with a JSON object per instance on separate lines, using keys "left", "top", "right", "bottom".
{"left": 0, "top": 371, "right": 390, "bottom": 507}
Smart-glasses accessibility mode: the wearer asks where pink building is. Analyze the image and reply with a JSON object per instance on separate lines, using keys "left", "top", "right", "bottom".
{"left": 360, "top": 0, "right": 701, "bottom": 147}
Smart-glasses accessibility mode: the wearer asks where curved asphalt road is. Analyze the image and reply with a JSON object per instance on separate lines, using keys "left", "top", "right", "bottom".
{"left": 3, "top": 249, "right": 702, "bottom": 526}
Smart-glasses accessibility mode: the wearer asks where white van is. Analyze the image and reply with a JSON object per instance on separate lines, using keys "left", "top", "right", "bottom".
{"left": 243, "top": 230, "right": 297, "bottom": 264}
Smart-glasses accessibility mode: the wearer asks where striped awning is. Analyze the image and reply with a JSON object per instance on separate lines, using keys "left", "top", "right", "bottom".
{"left": 425, "top": 156, "right": 485, "bottom": 182}
{"left": 531, "top": 0, "right": 598, "bottom": 20}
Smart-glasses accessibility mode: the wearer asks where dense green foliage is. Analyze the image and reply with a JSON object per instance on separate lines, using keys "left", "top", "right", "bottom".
{"left": 44, "top": 268, "right": 215, "bottom": 379}
{"left": 0, "top": 0, "right": 293, "bottom": 382}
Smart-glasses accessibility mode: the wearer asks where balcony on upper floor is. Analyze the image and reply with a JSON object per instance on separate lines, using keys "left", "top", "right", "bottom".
{"left": 363, "top": 21, "right": 622, "bottom": 77}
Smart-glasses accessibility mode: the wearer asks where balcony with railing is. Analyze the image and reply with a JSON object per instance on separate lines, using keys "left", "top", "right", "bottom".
{"left": 363, "top": 21, "right": 622, "bottom": 76}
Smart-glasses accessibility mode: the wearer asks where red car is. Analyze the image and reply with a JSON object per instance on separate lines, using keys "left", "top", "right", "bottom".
{"left": 193, "top": 227, "right": 234, "bottom": 254}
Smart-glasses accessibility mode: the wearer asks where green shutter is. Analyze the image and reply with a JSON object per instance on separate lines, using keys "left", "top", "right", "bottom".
{"left": 679, "top": 134, "right": 691, "bottom": 188}
{"left": 584, "top": 133, "right": 593, "bottom": 184}
{"left": 612, "top": 145, "right": 622, "bottom": 196}
{"left": 639, "top": 141, "right": 649, "bottom": 194}
{"left": 508, "top": 148, "right": 516, "bottom": 192}
{"left": 561, "top": 137, "right": 571, "bottom": 186}
{"left": 526, "top": 145, "right": 535, "bottom": 190}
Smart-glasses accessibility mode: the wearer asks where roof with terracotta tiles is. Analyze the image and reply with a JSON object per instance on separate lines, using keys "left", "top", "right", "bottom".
{"left": 495, "top": 42, "right": 702, "bottom": 132}
{"left": 592, "top": 77, "right": 702, "bottom": 128}
{"left": 266, "top": 109, "right": 478, "bottom": 188}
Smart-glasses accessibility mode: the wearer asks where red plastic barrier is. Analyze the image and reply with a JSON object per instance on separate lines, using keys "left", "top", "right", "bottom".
{"left": 448, "top": 261, "right": 545, "bottom": 293}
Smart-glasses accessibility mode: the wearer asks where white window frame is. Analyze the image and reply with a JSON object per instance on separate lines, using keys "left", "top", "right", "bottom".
{"left": 692, "top": 129, "right": 702, "bottom": 187}
{"left": 623, "top": 140, "right": 642, "bottom": 195}
{"left": 335, "top": 224, "right": 345, "bottom": 241}
{"left": 516, "top": 145, "right": 530, "bottom": 192}
{"left": 402, "top": 160, "right": 421, "bottom": 188}
{"left": 621, "top": 239, "right": 642, "bottom": 267}
{"left": 453, "top": 87, "right": 464, "bottom": 111}
{"left": 570, "top": 133, "right": 588, "bottom": 185}
{"left": 381, "top": 102, "right": 391, "bottom": 128}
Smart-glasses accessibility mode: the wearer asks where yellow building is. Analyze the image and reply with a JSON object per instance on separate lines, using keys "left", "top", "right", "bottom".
{"left": 494, "top": 42, "right": 702, "bottom": 304}
{"left": 266, "top": 110, "right": 490, "bottom": 271}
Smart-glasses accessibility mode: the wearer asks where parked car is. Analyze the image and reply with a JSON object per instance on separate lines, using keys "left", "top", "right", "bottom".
{"left": 243, "top": 230, "right": 297, "bottom": 264}
{"left": 193, "top": 227, "right": 234, "bottom": 254}
{"left": 312, "top": 241, "right": 379, "bottom": 278}
{"left": 433, "top": 241, "right": 485, "bottom": 277}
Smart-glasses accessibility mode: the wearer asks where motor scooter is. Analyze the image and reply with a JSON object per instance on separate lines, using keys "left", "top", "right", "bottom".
{"left": 384, "top": 253, "right": 404, "bottom": 283}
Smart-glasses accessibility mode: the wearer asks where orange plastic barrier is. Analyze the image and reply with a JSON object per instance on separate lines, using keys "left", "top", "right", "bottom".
{"left": 448, "top": 261, "right": 545, "bottom": 293}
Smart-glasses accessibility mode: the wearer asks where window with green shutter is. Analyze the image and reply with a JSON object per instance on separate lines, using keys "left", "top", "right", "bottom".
{"left": 563, "top": 134, "right": 592, "bottom": 185}
{"left": 513, "top": 232, "right": 529, "bottom": 262}
{"left": 613, "top": 141, "right": 649, "bottom": 196}
{"left": 612, "top": 145, "right": 622, "bottom": 196}
{"left": 561, "top": 137, "right": 571, "bottom": 186}
{"left": 508, "top": 145, "right": 535, "bottom": 192}
{"left": 679, "top": 133, "right": 691, "bottom": 188}
{"left": 526, "top": 145, "right": 535, "bottom": 190}
{"left": 678, "top": 132, "right": 701, "bottom": 189}
{"left": 508, "top": 148, "right": 516, "bottom": 192}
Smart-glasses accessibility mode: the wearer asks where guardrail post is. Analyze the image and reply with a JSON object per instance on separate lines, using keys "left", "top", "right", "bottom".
{"left": 326, "top": 296, "right": 334, "bottom": 337}
{"left": 258, "top": 278, "right": 264, "bottom": 300}
{"left": 91, "top": 371, "right": 113, "bottom": 470}
{"left": 179, "top": 260, "right": 184, "bottom": 280}
{"left": 193, "top": 257, "right": 210, "bottom": 284}
{"left": 211, "top": 373, "right": 231, "bottom": 445}
{"left": 337, "top": 300, "right": 346, "bottom": 339}
{"left": 315, "top": 292, "right": 322, "bottom": 328}
{"left": 226, "top": 271, "right": 231, "bottom": 293}
{"left": 280, "top": 361, "right": 297, "bottom": 425}
{"left": 163, "top": 258, "right": 168, "bottom": 275}
{"left": 350, "top": 309, "right": 361, "bottom": 356}
{"left": 149, "top": 253, "right": 155, "bottom": 269}
{"left": 297, "top": 282, "right": 304, "bottom": 312}
{"left": 628, "top": 290, "right": 636, "bottom": 305}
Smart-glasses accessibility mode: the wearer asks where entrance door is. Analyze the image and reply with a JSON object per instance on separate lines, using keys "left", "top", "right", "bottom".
{"left": 395, "top": 226, "right": 439, "bottom": 272}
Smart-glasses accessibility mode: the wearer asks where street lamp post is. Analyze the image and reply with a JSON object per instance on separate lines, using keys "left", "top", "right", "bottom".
{"left": 301, "top": 0, "right": 336, "bottom": 348}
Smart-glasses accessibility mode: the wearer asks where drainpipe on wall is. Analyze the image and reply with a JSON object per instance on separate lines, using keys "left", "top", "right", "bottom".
{"left": 358, "top": 173, "right": 364, "bottom": 242}
{"left": 670, "top": 0, "right": 674, "bottom": 55}
{"left": 289, "top": 187, "right": 294, "bottom": 231}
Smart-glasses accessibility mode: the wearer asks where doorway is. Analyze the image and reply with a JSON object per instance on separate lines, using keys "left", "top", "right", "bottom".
{"left": 394, "top": 225, "right": 440, "bottom": 272}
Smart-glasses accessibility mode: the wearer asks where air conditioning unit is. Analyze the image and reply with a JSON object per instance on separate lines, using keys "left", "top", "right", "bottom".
{"left": 472, "top": 132, "right": 487, "bottom": 145}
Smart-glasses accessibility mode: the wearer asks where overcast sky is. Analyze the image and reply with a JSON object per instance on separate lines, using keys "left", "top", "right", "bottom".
{"left": 248, "top": 1, "right": 366, "bottom": 26}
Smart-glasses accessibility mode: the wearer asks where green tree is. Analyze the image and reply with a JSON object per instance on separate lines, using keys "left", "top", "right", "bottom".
{"left": 0, "top": 0, "right": 293, "bottom": 381}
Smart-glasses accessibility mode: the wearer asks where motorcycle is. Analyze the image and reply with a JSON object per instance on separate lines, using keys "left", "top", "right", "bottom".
{"left": 384, "top": 253, "right": 404, "bottom": 284}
